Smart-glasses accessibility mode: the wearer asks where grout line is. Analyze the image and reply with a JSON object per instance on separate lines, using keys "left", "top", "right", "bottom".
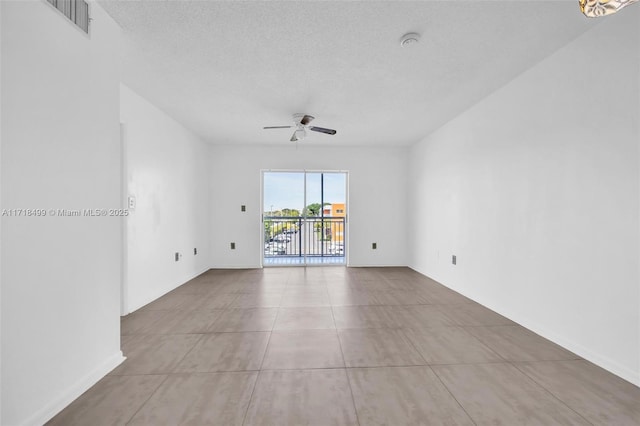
{"left": 397, "top": 327, "right": 429, "bottom": 366}
{"left": 239, "top": 331, "right": 273, "bottom": 425}
{"left": 330, "top": 305, "right": 361, "bottom": 426}
{"left": 458, "top": 326, "right": 509, "bottom": 362}
{"left": 429, "top": 365, "right": 479, "bottom": 426}
{"left": 169, "top": 333, "right": 206, "bottom": 372}
{"left": 509, "top": 361, "right": 594, "bottom": 425}
{"left": 124, "top": 374, "right": 172, "bottom": 425}
{"left": 331, "top": 306, "right": 360, "bottom": 425}
{"left": 108, "top": 359, "right": 522, "bottom": 378}
{"left": 239, "top": 369, "right": 261, "bottom": 426}
{"left": 238, "top": 271, "right": 283, "bottom": 425}
{"left": 340, "top": 367, "right": 362, "bottom": 426}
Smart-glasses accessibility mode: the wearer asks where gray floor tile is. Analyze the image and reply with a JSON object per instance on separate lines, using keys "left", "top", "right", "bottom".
{"left": 280, "top": 289, "right": 331, "bottom": 307}
{"left": 140, "top": 293, "right": 203, "bottom": 311}
{"left": 121, "top": 310, "right": 166, "bottom": 335}
{"left": 111, "top": 334, "right": 201, "bottom": 375}
{"left": 467, "top": 325, "right": 579, "bottom": 361}
{"left": 122, "top": 309, "right": 225, "bottom": 335}
{"left": 210, "top": 308, "right": 278, "bottom": 332}
{"left": 150, "top": 309, "right": 225, "bottom": 334}
{"left": 175, "top": 332, "right": 270, "bottom": 372}
{"left": 348, "top": 366, "right": 474, "bottom": 425}
{"left": 171, "top": 281, "right": 245, "bottom": 295}
{"left": 516, "top": 360, "right": 640, "bottom": 425}
{"left": 394, "top": 305, "right": 458, "bottom": 327}
{"left": 380, "top": 279, "right": 424, "bottom": 291}
{"left": 403, "top": 326, "right": 502, "bottom": 364}
{"left": 422, "top": 285, "right": 474, "bottom": 304}
{"left": 343, "top": 280, "right": 393, "bottom": 292}
{"left": 328, "top": 289, "right": 381, "bottom": 306}
{"left": 433, "top": 363, "right": 590, "bottom": 425}
{"left": 283, "top": 285, "right": 329, "bottom": 294}
{"left": 262, "top": 329, "right": 344, "bottom": 370}
{"left": 244, "top": 369, "right": 358, "bottom": 425}
{"left": 239, "top": 283, "right": 288, "bottom": 293}
{"left": 332, "top": 306, "right": 395, "bottom": 329}
{"left": 273, "top": 307, "right": 336, "bottom": 330}
{"left": 200, "top": 293, "right": 242, "bottom": 309}
{"left": 438, "top": 303, "right": 515, "bottom": 326}
{"left": 46, "top": 375, "right": 166, "bottom": 426}
{"left": 140, "top": 292, "right": 237, "bottom": 311}
{"left": 231, "top": 292, "right": 283, "bottom": 308}
{"left": 128, "top": 372, "right": 257, "bottom": 426}
{"left": 374, "top": 290, "right": 432, "bottom": 305}
{"left": 338, "top": 328, "right": 425, "bottom": 367}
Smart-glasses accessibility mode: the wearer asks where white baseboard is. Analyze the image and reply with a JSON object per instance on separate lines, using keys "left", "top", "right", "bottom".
{"left": 23, "top": 351, "right": 126, "bottom": 426}
{"left": 516, "top": 319, "right": 640, "bottom": 387}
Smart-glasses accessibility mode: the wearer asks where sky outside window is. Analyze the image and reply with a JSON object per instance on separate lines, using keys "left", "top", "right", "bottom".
{"left": 263, "top": 172, "right": 346, "bottom": 213}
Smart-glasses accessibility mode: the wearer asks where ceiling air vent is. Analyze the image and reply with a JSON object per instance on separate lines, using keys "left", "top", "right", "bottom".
{"left": 46, "top": 0, "right": 90, "bottom": 34}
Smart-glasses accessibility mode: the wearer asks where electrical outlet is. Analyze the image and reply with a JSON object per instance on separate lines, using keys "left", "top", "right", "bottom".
{"left": 175, "top": 252, "right": 180, "bottom": 262}
{"left": 452, "top": 255, "right": 457, "bottom": 265}
{"left": 241, "top": 205, "right": 246, "bottom": 212}
{"left": 128, "top": 196, "right": 136, "bottom": 210}
{"left": 372, "top": 242, "right": 377, "bottom": 250}
{"left": 194, "top": 248, "right": 197, "bottom": 255}
{"left": 230, "top": 242, "right": 236, "bottom": 250}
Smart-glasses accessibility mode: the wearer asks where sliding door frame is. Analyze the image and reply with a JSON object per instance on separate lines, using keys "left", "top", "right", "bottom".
{"left": 260, "top": 169, "right": 349, "bottom": 267}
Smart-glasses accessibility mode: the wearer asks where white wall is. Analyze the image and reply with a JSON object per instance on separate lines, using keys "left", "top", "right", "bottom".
{"left": 409, "top": 10, "right": 639, "bottom": 385}
{"left": 1, "top": 2, "right": 124, "bottom": 425}
{"left": 121, "top": 85, "right": 211, "bottom": 313}
{"left": 1, "top": 2, "right": 4, "bottom": 422}
{"left": 210, "top": 145, "right": 408, "bottom": 268}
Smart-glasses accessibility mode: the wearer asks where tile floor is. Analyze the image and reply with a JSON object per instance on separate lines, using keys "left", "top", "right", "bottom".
{"left": 48, "top": 267, "right": 640, "bottom": 425}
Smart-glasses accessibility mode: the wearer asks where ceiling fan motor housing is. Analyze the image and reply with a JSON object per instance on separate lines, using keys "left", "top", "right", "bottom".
{"left": 293, "top": 113, "right": 313, "bottom": 123}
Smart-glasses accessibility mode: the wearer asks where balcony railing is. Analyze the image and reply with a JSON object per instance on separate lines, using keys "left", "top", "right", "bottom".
{"left": 264, "top": 216, "right": 345, "bottom": 258}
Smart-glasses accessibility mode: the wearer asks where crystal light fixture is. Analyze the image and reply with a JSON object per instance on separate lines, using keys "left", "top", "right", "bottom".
{"left": 580, "top": 0, "right": 639, "bottom": 17}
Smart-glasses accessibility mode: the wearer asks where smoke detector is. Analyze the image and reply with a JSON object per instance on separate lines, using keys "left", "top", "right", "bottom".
{"left": 400, "top": 32, "right": 420, "bottom": 48}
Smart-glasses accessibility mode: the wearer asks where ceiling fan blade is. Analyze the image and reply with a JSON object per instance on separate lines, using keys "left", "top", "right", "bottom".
{"left": 300, "top": 115, "right": 315, "bottom": 125}
{"left": 264, "top": 126, "right": 293, "bottom": 129}
{"left": 290, "top": 130, "right": 298, "bottom": 142}
{"left": 309, "top": 126, "right": 337, "bottom": 135}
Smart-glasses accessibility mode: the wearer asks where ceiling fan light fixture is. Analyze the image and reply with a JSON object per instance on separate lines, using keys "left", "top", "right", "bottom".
{"left": 296, "top": 128, "right": 307, "bottom": 138}
{"left": 291, "top": 127, "right": 306, "bottom": 142}
{"left": 580, "top": 0, "right": 639, "bottom": 17}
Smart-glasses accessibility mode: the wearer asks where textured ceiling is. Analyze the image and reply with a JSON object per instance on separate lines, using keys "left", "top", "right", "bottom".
{"left": 99, "top": 1, "right": 595, "bottom": 146}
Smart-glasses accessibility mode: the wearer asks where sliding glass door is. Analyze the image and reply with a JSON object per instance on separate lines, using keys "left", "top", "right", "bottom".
{"left": 262, "top": 171, "right": 347, "bottom": 266}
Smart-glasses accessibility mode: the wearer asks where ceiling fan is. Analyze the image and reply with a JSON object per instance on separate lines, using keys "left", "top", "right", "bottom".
{"left": 263, "top": 113, "right": 337, "bottom": 142}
